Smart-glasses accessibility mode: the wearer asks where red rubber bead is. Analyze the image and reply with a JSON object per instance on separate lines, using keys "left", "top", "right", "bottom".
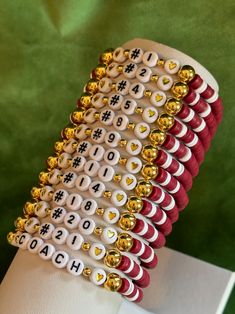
{"left": 135, "top": 268, "right": 150, "bottom": 288}
{"left": 184, "top": 88, "right": 197, "bottom": 103}
{"left": 189, "top": 74, "right": 203, "bottom": 89}
{"left": 182, "top": 153, "right": 199, "bottom": 177}
{"left": 201, "top": 85, "right": 214, "bottom": 99}
{"left": 151, "top": 230, "right": 166, "bottom": 249}
{"left": 192, "top": 97, "right": 208, "bottom": 114}
{"left": 142, "top": 254, "right": 158, "bottom": 269}
{"left": 119, "top": 278, "right": 130, "bottom": 294}
{"left": 135, "top": 288, "right": 143, "bottom": 303}
{"left": 117, "top": 255, "right": 131, "bottom": 272}
{"left": 164, "top": 206, "right": 179, "bottom": 223}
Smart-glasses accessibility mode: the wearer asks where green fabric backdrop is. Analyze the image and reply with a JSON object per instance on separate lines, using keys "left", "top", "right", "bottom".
{"left": 0, "top": 0, "right": 234, "bottom": 312}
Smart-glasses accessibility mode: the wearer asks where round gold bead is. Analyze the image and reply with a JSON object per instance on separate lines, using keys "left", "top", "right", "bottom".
{"left": 135, "top": 180, "right": 153, "bottom": 197}
{"left": 31, "top": 187, "right": 41, "bottom": 200}
{"left": 135, "top": 106, "right": 144, "bottom": 114}
{"left": 14, "top": 217, "right": 27, "bottom": 231}
{"left": 104, "top": 249, "right": 122, "bottom": 268}
{"left": 83, "top": 267, "right": 92, "bottom": 277}
{"left": 99, "top": 48, "right": 114, "bottom": 65}
{"left": 94, "top": 112, "right": 100, "bottom": 120}
{"left": 157, "top": 58, "right": 165, "bottom": 67}
{"left": 119, "top": 157, "right": 127, "bottom": 165}
{"left": 118, "top": 213, "right": 136, "bottom": 231}
{"left": 54, "top": 141, "right": 65, "bottom": 154}
{"left": 126, "top": 196, "right": 143, "bottom": 213}
{"left": 178, "top": 65, "right": 195, "bottom": 83}
{"left": 119, "top": 139, "right": 127, "bottom": 147}
{"left": 117, "top": 65, "right": 123, "bottom": 73}
{"left": 157, "top": 114, "right": 175, "bottom": 132}
{"left": 63, "top": 127, "right": 75, "bottom": 140}
{"left": 85, "top": 79, "right": 99, "bottom": 95}
{"left": 115, "top": 233, "right": 133, "bottom": 252}
{"left": 92, "top": 64, "right": 106, "bottom": 80}
{"left": 127, "top": 123, "right": 135, "bottom": 130}
{"left": 171, "top": 81, "right": 189, "bottom": 99}
{"left": 111, "top": 82, "right": 116, "bottom": 91}
{"left": 84, "top": 128, "right": 92, "bottom": 136}
{"left": 113, "top": 173, "right": 122, "bottom": 182}
{"left": 82, "top": 242, "right": 91, "bottom": 251}
{"left": 47, "top": 156, "right": 58, "bottom": 169}
{"left": 39, "top": 171, "right": 49, "bottom": 185}
{"left": 141, "top": 144, "right": 158, "bottom": 162}
{"left": 79, "top": 93, "right": 92, "bottom": 108}
{"left": 124, "top": 49, "right": 130, "bottom": 57}
{"left": 23, "top": 202, "right": 36, "bottom": 216}
{"left": 96, "top": 207, "right": 105, "bottom": 216}
{"left": 103, "top": 190, "right": 112, "bottom": 199}
{"left": 149, "top": 129, "right": 166, "bottom": 146}
{"left": 71, "top": 107, "right": 85, "bottom": 124}
{"left": 94, "top": 226, "right": 103, "bottom": 236}
{"left": 165, "top": 98, "right": 183, "bottom": 116}
{"left": 141, "top": 164, "right": 158, "bottom": 180}
{"left": 150, "top": 74, "right": 159, "bottom": 82}
{"left": 104, "top": 273, "right": 122, "bottom": 292}
{"left": 7, "top": 232, "right": 16, "bottom": 244}
{"left": 102, "top": 96, "right": 109, "bottom": 105}
{"left": 144, "top": 89, "right": 152, "bottom": 98}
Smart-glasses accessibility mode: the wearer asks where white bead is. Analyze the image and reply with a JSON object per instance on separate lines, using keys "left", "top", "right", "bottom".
{"left": 101, "top": 227, "right": 118, "bottom": 244}
{"left": 103, "top": 207, "right": 120, "bottom": 224}
{"left": 67, "top": 258, "right": 84, "bottom": 276}
{"left": 157, "top": 75, "right": 173, "bottom": 91}
{"left": 123, "top": 62, "right": 138, "bottom": 79}
{"left": 115, "top": 79, "right": 130, "bottom": 95}
{"left": 50, "top": 206, "right": 67, "bottom": 223}
{"left": 62, "top": 171, "right": 77, "bottom": 188}
{"left": 91, "top": 92, "right": 105, "bottom": 109}
{"left": 104, "top": 149, "right": 120, "bottom": 166}
{"left": 120, "top": 174, "right": 137, "bottom": 191}
{"left": 48, "top": 169, "right": 62, "bottom": 185}
{"left": 18, "top": 233, "right": 32, "bottom": 250}
{"left": 98, "top": 77, "right": 112, "bottom": 93}
{"left": 52, "top": 250, "right": 69, "bottom": 269}
{"left": 142, "top": 51, "right": 158, "bottom": 67}
{"left": 78, "top": 218, "right": 96, "bottom": 235}
{"left": 38, "top": 243, "right": 55, "bottom": 260}
{"left": 63, "top": 139, "right": 77, "bottom": 154}
{"left": 129, "top": 47, "right": 144, "bottom": 63}
{"left": 121, "top": 98, "right": 137, "bottom": 115}
{"left": 91, "top": 127, "right": 106, "bottom": 144}
{"left": 52, "top": 227, "right": 69, "bottom": 245}
{"left": 164, "top": 59, "right": 181, "bottom": 74}
{"left": 58, "top": 152, "right": 71, "bottom": 169}
{"left": 111, "top": 190, "right": 127, "bottom": 207}
{"left": 35, "top": 201, "right": 50, "bottom": 218}
{"left": 99, "top": 109, "right": 115, "bottom": 126}
{"left": 106, "top": 62, "right": 120, "bottom": 77}
{"left": 108, "top": 93, "right": 123, "bottom": 110}
{"left": 24, "top": 217, "right": 40, "bottom": 234}
{"left": 113, "top": 114, "right": 129, "bottom": 131}
{"left": 66, "top": 232, "right": 84, "bottom": 251}
{"left": 113, "top": 47, "right": 126, "bottom": 62}
{"left": 136, "top": 66, "right": 152, "bottom": 83}
{"left": 84, "top": 160, "right": 100, "bottom": 177}
{"left": 104, "top": 131, "right": 121, "bottom": 148}
{"left": 126, "top": 139, "right": 142, "bottom": 156}
{"left": 40, "top": 185, "right": 53, "bottom": 201}
{"left": 129, "top": 82, "right": 145, "bottom": 99}
{"left": 76, "top": 141, "right": 92, "bottom": 156}
{"left": 74, "top": 124, "right": 89, "bottom": 140}
{"left": 89, "top": 180, "right": 106, "bottom": 198}
{"left": 89, "top": 243, "right": 106, "bottom": 260}
{"left": 66, "top": 193, "right": 83, "bottom": 211}
{"left": 83, "top": 108, "right": 96, "bottom": 123}
{"left": 39, "top": 222, "right": 55, "bottom": 240}
{"left": 27, "top": 237, "right": 44, "bottom": 254}
{"left": 53, "top": 189, "right": 69, "bottom": 206}
{"left": 90, "top": 268, "right": 107, "bottom": 286}
{"left": 126, "top": 157, "right": 142, "bottom": 174}
{"left": 12, "top": 231, "right": 22, "bottom": 247}
{"left": 134, "top": 122, "right": 150, "bottom": 139}
{"left": 64, "top": 212, "right": 81, "bottom": 229}
{"left": 98, "top": 165, "right": 115, "bottom": 182}
{"left": 89, "top": 144, "right": 105, "bottom": 161}
{"left": 142, "top": 106, "right": 158, "bottom": 123}
{"left": 80, "top": 199, "right": 97, "bottom": 216}
{"left": 150, "top": 90, "right": 167, "bottom": 107}
{"left": 75, "top": 174, "right": 91, "bottom": 191}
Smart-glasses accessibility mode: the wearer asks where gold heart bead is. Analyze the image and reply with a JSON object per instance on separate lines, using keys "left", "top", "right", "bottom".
{"left": 163, "top": 78, "right": 170, "bottom": 85}
{"left": 131, "top": 143, "right": 138, "bottom": 151}
{"left": 155, "top": 94, "right": 163, "bottom": 102}
{"left": 126, "top": 177, "right": 134, "bottom": 185}
{"left": 131, "top": 162, "right": 138, "bottom": 170}
{"left": 95, "top": 247, "right": 102, "bottom": 256}
{"left": 116, "top": 193, "right": 124, "bottom": 201}
{"left": 107, "top": 230, "right": 115, "bottom": 238}
{"left": 169, "top": 61, "right": 177, "bottom": 70}
{"left": 108, "top": 211, "right": 116, "bottom": 220}
{"left": 139, "top": 125, "right": 147, "bottom": 133}
{"left": 148, "top": 109, "right": 155, "bottom": 117}
{"left": 96, "top": 273, "right": 104, "bottom": 282}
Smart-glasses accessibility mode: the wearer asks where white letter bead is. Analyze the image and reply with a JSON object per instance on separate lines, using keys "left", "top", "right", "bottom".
{"left": 104, "top": 131, "right": 121, "bottom": 148}
{"left": 98, "top": 165, "right": 115, "bottom": 182}
{"left": 89, "top": 243, "right": 106, "bottom": 260}
{"left": 80, "top": 199, "right": 97, "bottom": 216}
{"left": 121, "top": 99, "right": 137, "bottom": 115}
{"left": 63, "top": 139, "right": 77, "bottom": 154}
{"left": 126, "top": 157, "right": 142, "bottom": 174}
{"left": 120, "top": 174, "right": 137, "bottom": 190}
{"left": 53, "top": 189, "right": 69, "bottom": 206}
{"left": 164, "top": 59, "right": 181, "bottom": 74}
{"left": 106, "top": 62, "right": 120, "bottom": 78}
{"left": 103, "top": 207, "right": 120, "bottom": 224}
{"left": 126, "top": 139, "right": 142, "bottom": 156}
{"left": 136, "top": 66, "right": 152, "bottom": 83}
{"left": 67, "top": 258, "right": 84, "bottom": 276}
{"left": 38, "top": 243, "right": 55, "bottom": 260}
{"left": 89, "top": 144, "right": 105, "bottom": 161}
{"left": 98, "top": 77, "right": 112, "bottom": 93}
{"left": 101, "top": 227, "right": 118, "bottom": 244}
{"left": 157, "top": 75, "right": 173, "bottom": 91}
{"left": 111, "top": 190, "right": 127, "bottom": 207}
{"left": 39, "top": 223, "right": 55, "bottom": 240}
{"left": 108, "top": 93, "right": 123, "bottom": 110}
{"left": 24, "top": 217, "right": 40, "bottom": 234}
{"left": 66, "top": 232, "right": 84, "bottom": 251}
{"left": 64, "top": 212, "right": 81, "bottom": 229}
{"left": 83, "top": 108, "right": 96, "bottom": 123}
{"left": 52, "top": 251, "right": 69, "bottom": 268}
{"left": 123, "top": 62, "right": 138, "bottom": 79}
{"left": 134, "top": 122, "right": 150, "bottom": 139}
{"left": 100, "top": 109, "right": 115, "bottom": 125}
{"left": 104, "top": 149, "right": 120, "bottom": 166}
{"left": 35, "top": 201, "right": 50, "bottom": 218}
{"left": 113, "top": 47, "right": 126, "bottom": 62}
{"left": 89, "top": 181, "right": 106, "bottom": 198}
{"left": 91, "top": 127, "right": 106, "bottom": 144}
{"left": 90, "top": 268, "right": 107, "bottom": 285}
{"left": 77, "top": 141, "right": 92, "bottom": 156}
{"left": 27, "top": 237, "right": 44, "bottom": 254}
{"left": 71, "top": 155, "right": 86, "bottom": 172}
{"left": 50, "top": 207, "right": 67, "bottom": 223}
{"left": 58, "top": 152, "right": 71, "bottom": 168}
{"left": 150, "top": 90, "right": 167, "bottom": 107}
{"left": 52, "top": 227, "right": 69, "bottom": 245}
{"left": 113, "top": 114, "right": 129, "bottom": 131}
{"left": 48, "top": 169, "right": 62, "bottom": 185}
{"left": 83, "top": 160, "right": 100, "bottom": 177}
{"left": 115, "top": 79, "right": 130, "bottom": 95}
{"left": 40, "top": 185, "right": 53, "bottom": 201}
{"left": 129, "top": 82, "right": 145, "bottom": 99}
{"left": 74, "top": 124, "right": 89, "bottom": 140}
{"left": 142, "top": 107, "right": 158, "bottom": 123}
{"left": 142, "top": 51, "right": 159, "bottom": 67}
{"left": 78, "top": 218, "right": 96, "bottom": 235}
{"left": 129, "top": 48, "right": 144, "bottom": 63}
{"left": 18, "top": 233, "right": 32, "bottom": 250}
{"left": 66, "top": 193, "right": 83, "bottom": 211}
{"left": 75, "top": 174, "right": 91, "bottom": 191}
{"left": 91, "top": 93, "right": 105, "bottom": 109}
{"left": 62, "top": 171, "right": 77, "bottom": 188}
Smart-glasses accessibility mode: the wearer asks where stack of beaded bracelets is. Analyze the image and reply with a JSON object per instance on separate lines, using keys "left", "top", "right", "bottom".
{"left": 7, "top": 44, "right": 223, "bottom": 303}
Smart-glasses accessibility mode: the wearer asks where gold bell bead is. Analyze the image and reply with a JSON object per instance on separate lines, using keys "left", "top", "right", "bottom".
{"left": 157, "top": 114, "right": 175, "bottom": 132}
{"left": 70, "top": 107, "right": 85, "bottom": 124}
{"left": 54, "top": 141, "right": 65, "bottom": 154}
{"left": 178, "top": 65, "right": 195, "bottom": 83}
{"left": 141, "top": 164, "right": 158, "bottom": 180}
{"left": 104, "top": 273, "right": 123, "bottom": 292}
{"left": 83, "top": 267, "right": 92, "bottom": 277}
{"left": 94, "top": 226, "right": 103, "bottom": 236}
{"left": 47, "top": 156, "right": 58, "bottom": 169}
{"left": 104, "top": 249, "right": 122, "bottom": 268}
{"left": 31, "top": 186, "right": 41, "bottom": 200}
{"left": 14, "top": 217, "right": 27, "bottom": 231}
{"left": 23, "top": 201, "right": 36, "bottom": 216}
{"left": 149, "top": 129, "right": 166, "bottom": 146}
{"left": 135, "top": 180, "right": 153, "bottom": 197}
{"left": 78, "top": 93, "right": 92, "bottom": 108}
{"left": 62, "top": 127, "right": 75, "bottom": 140}
{"left": 113, "top": 173, "right": 122, "bottom": 182}
{"left": 171, "top": 81, "right": 189, "bottom": 99}
{"left": 39, "top": 171, "right": 49, "bottom": 185}
{"left": 115, "top": 233, "right": 133, "bottom": 252}
{"left": 7, "top": 232, "right": 16, "bottom": 244}
{"left": 165, "top": 98, "right": 183, "bottom": 116}
{"left": 85, "top": 79, "right": 99, "bottom": 95}
{"left": 96, "top": 207, "right": 105, "bottom": 216}
{"left": 99, "top": 48, "right": 114, "bottom": 65}
{"left": 141, "top": 144, "right": 158, "bottom": 162}
{"left": 126, "top": 196, "right": 143, "bottom": 213}
{"left": 82, "top": 242, "right": 91, "bottom": 251}
{"left": 91, "top": 64, "right": 106, "bottom": 80}
{"left": 118, "top": 213, "right": 136, "bottom": 231}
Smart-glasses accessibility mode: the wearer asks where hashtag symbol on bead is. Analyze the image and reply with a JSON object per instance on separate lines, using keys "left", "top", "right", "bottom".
{"left": 78, "top": 142, "right": 88, "bottom": 153}
{"left": 117, "top": 80, "right": 127, "bottom": 92}
{"left": 63, "top": 172, "right": 74, "bottom": 183}
{"left": 101, "top": 110, "right": 111, "bottom": 122}
{"left": 110, "top": 95, "right": 120, "bottom": 106}
{"left": 92, "top": 128, "right": 103, "bottom": 140}
{"left": 125, "top": 63, "right": 135, "bottom": 73}
{"left": 72, "top": 157, "right": 81, "bottom": 168}
{"left": 52, "top": 207, "right": 63, "bottom": 219}
{"left": 39, "top": 223, "right": 50, "bottom": 235}
{"left": 54, "top": 190, "right": 64, "bottom": 202}
{"left": 131, "top": 48, "right": 140, "bottom": 59}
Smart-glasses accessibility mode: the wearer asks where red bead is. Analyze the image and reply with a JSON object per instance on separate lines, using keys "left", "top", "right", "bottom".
{"left": 201, "top": 85, "right": 214, "bottom": 99}
{"left": 135, "top": 288, "right": 143, "bottom": 303}
{"left": 119, "top": 278, "right": 130, "bottom": 294}
{"left": 117, "top": 255, "right": 131, "bottom": 272}
{"left": 189, "top": 74, "right": 203, "bottom": 89}
{"left": 135, "top": 268, "right": 150, "bottom": 288}
{"left": 184, "top": 88, "right": 197, "bottom": 103}
{"left": 182, "top": 153, "right": 199, "bottom": 177}
{"left": 157, "top": 217, "right": 173, "bottom": 236}
{"left": 164, "top": 206, "right": 179, "bottom": 223}
{"left": 151, "top": 230, "right": 166, "bottom": 249}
